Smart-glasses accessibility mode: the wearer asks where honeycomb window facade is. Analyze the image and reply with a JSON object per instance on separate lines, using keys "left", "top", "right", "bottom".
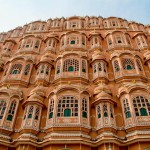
{"left": 0, "top": 16, "right": 150, "bottom": 150}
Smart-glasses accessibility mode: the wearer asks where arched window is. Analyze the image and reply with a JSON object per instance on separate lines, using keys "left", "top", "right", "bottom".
{"left": 108, "top": 38, "right": 112, "bottom": 46}
{"left": 136, "top": 59, "right": 143, "bottom": 71}
{"left": 61, "top": 39, "right": 64, "bottom": 46}
{"left": 46, "top": 66, "right": 50, "bottom": 75}
{"left": 63, "top": 59, "right": 79, "bottom": 72}
{"left": 3, "top": 42, "right": 14, "bottom": 51}
{"left": 48, "top": 98, "right": 54, "bottom": 119}
{"left": 57, "top": 96, "right": 78, "bottom": 117}
{"left": 122, "top": 58, "right": 135, "bottom": 70}
{"left": 47, "top": 39, "right": 52, "bottom": 47}
{"left": 7, "top": 100, "right": 17, "bottom": 121}
{"left": 10, "top": 64, "right": 22, "bottom": 74}
{"left": 28, "top": 106, "right": 33, "bottom": 118}
{"left": 123, "top": 98, "right": 131, "bottom": 118}
{"left": 38, "top": 64, "right": 50, "bottom": 75}
{"left": 56, "top": 62, "right": 61, "bottom": 74}
{"left": 111, "top": 20, "right": 118, "bottom": 27}
{"left": 82, "top": 60, "right": 86, "bottom": 73}
{"left": 24, "top": 39, "right": 31, "bottom": 48}
{"left": 34, "top": 40, "right": 40, "bottom": 48}
{"left": 34, "top": 107, "right": 40, "bottom": 120}
{"left": 115, "top": 35, "right": 124, "bottom": 44}
{"left": 26, "top": 26, "right": 30, "bottom": 32}
{"left": 133, "top": 96, "right": 150, "bottom": 116}
{"left": 40, "top": 65, "right": 45, "bottom": 73}
{"left": 0, "top": 100, "right": 6, "bottom": 119}
{"left": 53, "top": 41, "right": 56, "bottom": 47}
{"left": 82, "top": 36, "right": 85, "bottom": 45}
{"left": 97, "top": 106, "right": 101, "bottom": 118}
{"left": 114, "top": 60, "right": 120, "bottom": 72}
{"left": 94, "top": 64, "right": 97, "bottom": 73}
{"left": 103, "top": 104, "right": 108, "bottom": 117}
{"left": 103, "top": 63, "right": 107, "bottom": 73}
{"left": 41, "top": 24, "right": 45, "bottom": 30}
{"left": 24, "top": 64, "right": 30, "bottom": 75}
{"left": 98, "top": 62, "right": 102, "bottom": 71}
{"left": 140, "top": 36, "right": 147, "bottom": 46}
{"left": 104, "top": 21, "right": 108, "bottom": 28}
{"left": 82, "top": 98, "right": 87, "bottom": 118}
{"left": 95, "top": 37, "right": 98, "bottom": 44}
{"left": 110, "top": 106, "right": 114, "bottom": 118}
{"left": 136, "top": 38, "right": 141, "bottom": 46}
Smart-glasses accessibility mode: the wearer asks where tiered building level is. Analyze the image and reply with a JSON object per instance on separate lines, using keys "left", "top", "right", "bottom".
{"left": 0, "top": 16, "right": 150, "bottom": 150}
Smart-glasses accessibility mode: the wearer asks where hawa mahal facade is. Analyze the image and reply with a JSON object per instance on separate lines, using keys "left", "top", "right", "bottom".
{"left": 0, "top": 16, "right": 150, "bottom": 150}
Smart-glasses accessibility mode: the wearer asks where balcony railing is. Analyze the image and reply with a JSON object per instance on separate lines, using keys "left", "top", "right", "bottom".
{"left": 55, "top": 71, "right": 88, "bottom": 80}
{"left": 60, "top": 44, "right": 86, "bottom": 51}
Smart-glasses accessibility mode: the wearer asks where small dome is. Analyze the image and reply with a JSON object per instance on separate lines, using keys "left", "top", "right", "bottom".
{"left": 94, "top": 83, "right": 111, "bottom": 95}
{"left": 92, "top": 51, "right": 105, "bottom": 61}
{"left": 40, "top": 53, "right": 53, "bottom": 64}
{"left": 94, "top": 83, "right": 112, "bottom": 101}
{"left": 26, "top": 86, "right": 45, "bottom": 104}
{"left": 95, "top": 91, "right": 112, "bottom": 100}
{"left": 30, "top": 86, "right": 45, "bottom": 97}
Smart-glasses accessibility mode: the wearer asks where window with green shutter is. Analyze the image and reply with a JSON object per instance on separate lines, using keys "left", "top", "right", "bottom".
{"left": 68, "top": 66, "right": 74, "bottom": 72}
{"left": 70, "top": 40, "right": 75, "bottom": 44}
{"left": 82, "top": 111, "right": 87, "bottom": 118}
{"left": 7, "top": 115, "right": 13, "bottom": 121}
{"left": 140, "top": 108, "right": 148, "bottom": 116}
{"left": 49, "top": 112, "right": 53, "bottom": 119}
{"left": 64, "top": 109, "right": 71, "bottom": 117}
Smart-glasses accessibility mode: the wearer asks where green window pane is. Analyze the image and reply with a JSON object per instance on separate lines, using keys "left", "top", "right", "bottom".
{"left": 64, "top": 109, "right": 71, "bottom": 117}
{"left": 35, "top": 115, "right": 38, "bottom": 120}
{"left": 82, "top": 69, "right": 86, "bottom": 73}
{"left": 98, "top": 114, "right": 101, "bottom": 118}
{"left": 28, "top": 114, "right": 32, "bottom": 118}
{"left": 126, "top": 111, "right": 131, "bottom": 118}
{"left": 49, "top": 112, "right": 53, "bottom": 119}
{"left": 127, "top": 65, "right": 132, "bottom": 70}
{"left": 12, "top": 70, "right": 19, "bottom": 74}
{"left": 82, "top": 111, "right": 87, "bottom": 118}
{"left": 57, "top": 69, "right": 60, "bottom": 74}
{"left": 140, "top": 108, "right": 148, "bottom": 116}
{"left": 7, "top": 115, "right": 13, "bottom": 121}
{"left": 104, "top": 112, "right": 108, "bottom": 117}
{"left": 70, "top": 40, "right": 75, "bottom": 44}
{"left": 68, "top": 66, "right": 74, "bottom": 72}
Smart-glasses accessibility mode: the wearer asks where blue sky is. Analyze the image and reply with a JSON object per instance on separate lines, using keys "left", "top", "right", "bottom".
{"left": 0, "top": 0, "right": 149, "bottom": 32}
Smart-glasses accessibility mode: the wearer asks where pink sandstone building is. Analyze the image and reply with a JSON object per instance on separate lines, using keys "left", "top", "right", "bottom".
{"left": 0, "top": 16, "right": 150, "bottom": 150}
